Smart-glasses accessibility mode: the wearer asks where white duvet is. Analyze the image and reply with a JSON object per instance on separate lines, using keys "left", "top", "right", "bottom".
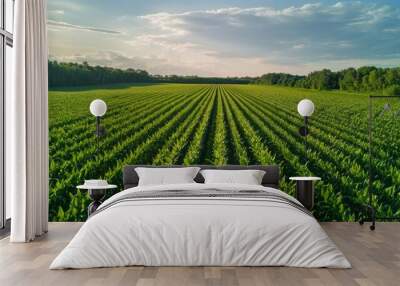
{"left": 50, "top": 183, "right": 351, "bottom": 269}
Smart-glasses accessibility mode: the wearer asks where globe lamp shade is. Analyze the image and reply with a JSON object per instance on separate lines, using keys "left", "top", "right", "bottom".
{"left": 297, "top": 99, "right": 315, "bottom": 117}
{"left": 90, "top": 99, "right": 107, "bottom": 117}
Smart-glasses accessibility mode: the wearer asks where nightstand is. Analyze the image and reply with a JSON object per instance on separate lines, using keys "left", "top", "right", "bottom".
{"left": 289, "top": 177, "right": 321, "bottom": 210}
{"left": 77, "top": 183, "right": 117, "bottom": 216}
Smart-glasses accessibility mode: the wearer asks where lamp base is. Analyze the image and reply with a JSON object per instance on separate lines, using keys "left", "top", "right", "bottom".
{"left": 359, "top": 204, "right": 376, "bottom": 231}
{"left": 359, "top": 203, "right": 400, "bottom": 231}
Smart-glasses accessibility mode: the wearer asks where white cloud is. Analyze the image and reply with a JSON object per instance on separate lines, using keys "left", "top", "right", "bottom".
{"left": 292, "top": 44, "right": 305, "bottom": 50}
{"left": 49, "top": 10, "right": 65, "bottom": 16}
{"left": 133, "top": 1, "right": 400, "bottom": 74}
{"left": 50, "top": 51, "right": 216, "bottom": 76}
{"left": 48, "top": 1, "right": 84, "bottom": 12}
{"left": 48, "top": 20, "right": 122, "bottom": 35}
{"left": 49, "top": 2, "right": 400, "bottom": 76}
{"left": 139, "top": 13, "right": 187, "bottom": 36}
{"left": 384, "top": 27, "right": 400, "bottom": 33}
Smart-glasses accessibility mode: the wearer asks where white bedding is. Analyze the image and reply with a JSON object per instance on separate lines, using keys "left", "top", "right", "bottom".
{"left": 50, "top": 183, "right": 351, "bottom": 269}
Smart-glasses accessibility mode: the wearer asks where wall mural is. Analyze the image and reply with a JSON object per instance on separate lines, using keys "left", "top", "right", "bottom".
{"left": 48, "top": 0, "right": 400, "bottom": 221}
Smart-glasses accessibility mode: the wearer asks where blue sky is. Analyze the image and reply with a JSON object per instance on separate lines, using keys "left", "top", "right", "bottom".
{"left": 48, "top": 0, "right": 400, "bottom": 76}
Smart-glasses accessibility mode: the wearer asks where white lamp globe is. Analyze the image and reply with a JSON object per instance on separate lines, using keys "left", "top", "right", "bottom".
{"left": 297, "top": 99, "right": 315, "bottom": 117}
{"left": 90, "top": 99, "right": 107, "bottom": 117}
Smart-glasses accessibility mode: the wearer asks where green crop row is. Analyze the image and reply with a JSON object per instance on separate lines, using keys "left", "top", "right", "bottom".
{"left": 49, "top": 83, "right": 400, "bottom": 221}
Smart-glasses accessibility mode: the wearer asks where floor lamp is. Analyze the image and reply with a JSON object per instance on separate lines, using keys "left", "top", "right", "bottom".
{"left": 297, "top": 99, "right": 315, "bottom": 163}
{"left": 89, "top": 99, "right": 107, "bottom": 153}
{"left": 359, "top": 95, "right": 400, "bottom": 231}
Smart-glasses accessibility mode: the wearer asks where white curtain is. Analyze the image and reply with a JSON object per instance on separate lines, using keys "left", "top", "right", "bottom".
{"left": 7, "top": 0, "right": 49, "bottom": 242}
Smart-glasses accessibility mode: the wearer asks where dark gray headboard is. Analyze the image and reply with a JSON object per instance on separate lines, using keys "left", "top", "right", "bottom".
{"left": 123, "top": 165, "right": 280, "bottom": 190}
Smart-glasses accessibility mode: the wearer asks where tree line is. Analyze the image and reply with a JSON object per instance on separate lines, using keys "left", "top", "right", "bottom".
{"left": 48, "top": 61, "right": 153, "bottom": 87}
{"left": 48, "top": 61, "right": 251, "bottom": 88}
{"left": 49, "top": 61, "right": 400, "bottom": 95}
{"left": 153, "top": 74, "right": 251, "bottom": 84}
{"left": 253, "top": 67, "right": 400, "bottom": 95}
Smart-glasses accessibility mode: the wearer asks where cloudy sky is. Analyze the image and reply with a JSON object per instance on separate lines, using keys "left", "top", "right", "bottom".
{"left": 48, "top": 0, "right": 400, "bottom": 77}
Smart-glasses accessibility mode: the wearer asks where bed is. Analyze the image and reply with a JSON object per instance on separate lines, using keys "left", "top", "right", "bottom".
{"left": 50, "top": 165, "right": 351, "bottom": 269}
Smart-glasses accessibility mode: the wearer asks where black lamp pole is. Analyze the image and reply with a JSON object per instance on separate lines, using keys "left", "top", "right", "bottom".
{"left": 304, "top": 116, "right": 308, "bottom": 163}
{"left": 94, "top": 116, "right": 106, "bottom": 154}
{"left": 95, "top": 116, "right": 101, "bottom": 153}
{"left": 298, "top": 116, "right": 310, "bottom": 164}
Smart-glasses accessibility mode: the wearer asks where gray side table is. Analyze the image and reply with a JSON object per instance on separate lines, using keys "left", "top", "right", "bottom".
{"left": 77, "top": 184, "right": 117, "bottom": 216}
{"left": 289, "top": 177, "right": 321, "bottom": 210}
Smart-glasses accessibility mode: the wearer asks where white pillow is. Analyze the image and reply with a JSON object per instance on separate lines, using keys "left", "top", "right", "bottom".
{"left": 135, "top": 167, "right": 200, "bottom": 186}
{"left": 200, "top": 169, "right": 266, "bottom": 185}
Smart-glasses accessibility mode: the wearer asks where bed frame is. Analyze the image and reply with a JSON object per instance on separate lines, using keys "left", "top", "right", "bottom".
{"left": 123, "top": 165, "right": 280, "bottom": 190}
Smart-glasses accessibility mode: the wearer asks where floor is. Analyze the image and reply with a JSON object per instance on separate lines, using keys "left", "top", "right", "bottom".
{"left": 0, "top": 222, "right": 399, "bottom": 286}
